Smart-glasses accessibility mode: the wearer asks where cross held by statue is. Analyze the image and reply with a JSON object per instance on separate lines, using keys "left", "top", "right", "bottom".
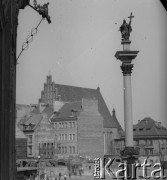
{"left": 128, "top": 12, "right": 134, "bottom": 21}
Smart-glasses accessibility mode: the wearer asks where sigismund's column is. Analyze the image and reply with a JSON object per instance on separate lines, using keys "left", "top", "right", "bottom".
{"left": 115, "top": 13, "right": 139, "bottom": 178}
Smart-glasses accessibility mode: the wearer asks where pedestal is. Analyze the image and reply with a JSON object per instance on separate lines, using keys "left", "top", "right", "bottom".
{"left": 121, "top": 147, "right": 139, "bottom": 179}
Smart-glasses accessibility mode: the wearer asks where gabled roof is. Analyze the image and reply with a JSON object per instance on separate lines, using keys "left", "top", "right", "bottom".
{"left": 19, "top": 106, "right": 54, "bottom": 131}
{"left": 50, "top": 84, "right": 121, "bottom": 129}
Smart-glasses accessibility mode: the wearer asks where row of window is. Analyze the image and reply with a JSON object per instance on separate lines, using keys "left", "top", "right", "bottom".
{"left": 40, "top": 143, "right": 54, "bottom": 148}
{"left": 58, "top": 146, "right": 76, "bottom": 154}
{"left": 43, "top": 151, "right": 54, "bottom": 157}
{"left": 55, "top": 134, "right": 76, "bottom": 141}
{"left": 54, "top": 122, "right": 75, "bottom": 129}
{"left": 134, "top": 140, "right": 153, "bottom": 146}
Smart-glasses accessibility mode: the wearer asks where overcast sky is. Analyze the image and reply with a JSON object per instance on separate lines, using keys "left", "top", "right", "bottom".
{"left": 16, "top": 0, "right": 167, "bottom": 129}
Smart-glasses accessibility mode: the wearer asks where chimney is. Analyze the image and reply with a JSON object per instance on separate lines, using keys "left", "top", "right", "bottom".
{"left": 97, "top": 86, "right": 100, "bottom": 91}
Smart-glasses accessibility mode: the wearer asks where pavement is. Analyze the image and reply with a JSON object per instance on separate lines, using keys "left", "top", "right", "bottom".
{"left": 63, "top": 169, "right": 167, "bottom": 180}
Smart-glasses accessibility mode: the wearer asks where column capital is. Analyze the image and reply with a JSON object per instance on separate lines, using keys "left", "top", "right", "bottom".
{"left": 120, "top": 63, "right": 133, "bottom": 76}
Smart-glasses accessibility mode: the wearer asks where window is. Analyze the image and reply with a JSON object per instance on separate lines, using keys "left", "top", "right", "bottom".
{"left": 28, "top": 145, "right": 32, "bottom": 155}
{"left": 117, "top": 149, "right": 120, "bottom": 155}
{"left": 65, "top": 134, "right": 67, "bottom": 140}
{"left": 69, "top": 122, "right": 72, "bottom": 128}
{"left": 59, "top": 123, "right": 62, "bottom": 129}
{"left": 73, "top": 134, "right": 75, "bottom": 140}
{"left": 72, "top": 122, "right": 75, "bottom": 128}
{"left": 54, "top": 123, "right": 57, "bottom": 129}
{"left": 62, "top": 134, "right": 64, "bottom": 141}
{"left": 27, "top": 135, "right": 32, "bottom": 143}
{"left": 65, "top": 147, "right": 67, "bottom": 154}
{"left": 62, "top": 147, "right": 64, "bottom": 154}
{"left": 69, "top": 146, "right": 72, "bottom": 154}
{"left": 73, "top": 146, "right": 75, "bottom": 154}
{"left": 147, "top": 140, "right": 152, "bottom": 146}
{"left": 59, "top": 134, "right": 61, "bottom": 141}
{"left": 150, "top": 149, "right": 153, "bottom": 155}
{"left": 145, "top": 149, "right": 149, "bottom": 156}
{"left": 69, "top": 134, "right": 72, "bottom": 140}
{"left": 65, "top": 122, "right": 67, "bottom": 128}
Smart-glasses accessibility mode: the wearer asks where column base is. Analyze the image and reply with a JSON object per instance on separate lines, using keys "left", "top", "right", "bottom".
{"left": 120, "top": 147, "right": 139, "bottom": 179}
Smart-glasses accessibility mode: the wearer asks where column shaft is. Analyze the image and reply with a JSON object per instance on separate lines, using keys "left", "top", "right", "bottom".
{"left": 123, "top": 75, "right": 133, "bottom": 147}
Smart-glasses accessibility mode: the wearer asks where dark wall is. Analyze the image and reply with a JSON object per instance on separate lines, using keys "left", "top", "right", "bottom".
{"left": 0, "top": 1, "right": 29, "bottom": 179}
{"left": 16, "top": 138, "right": 27, "bottom": 159}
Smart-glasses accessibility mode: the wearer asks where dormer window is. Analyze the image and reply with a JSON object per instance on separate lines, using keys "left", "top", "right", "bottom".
{"left": 54, "top": 111, "right": 60, "bottom": 117}
{"left": 54, "top": 123, "right": 57, "bottom": 129}
{"left": 71, "top": 109, "right": 78, "bottom": 117}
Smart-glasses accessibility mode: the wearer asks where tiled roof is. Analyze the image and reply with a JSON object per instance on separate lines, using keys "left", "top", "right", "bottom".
{"left": 19, "top": 105, "right": 54, "bottom": 131}
{"left": 52, "top": 101, "right": 82, "bottom": 119}
{"left": 30, "top": 107, "right": 40, "bottom": 114}
{"left": 121, "top": 117, "right": 167, "bottom": 139}
{"left": 42, "top": 106, "right": 54, "bottom": 118}
{"left": 50, "top": 84, "right": 121, "bottom": 129}
{"left": 24, "top": 114, "right": 42, "bottom": 126}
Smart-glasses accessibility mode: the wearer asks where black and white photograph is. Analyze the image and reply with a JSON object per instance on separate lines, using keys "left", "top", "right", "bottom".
{"left": 0, "top": 0, "right": 167, "bottom": 180}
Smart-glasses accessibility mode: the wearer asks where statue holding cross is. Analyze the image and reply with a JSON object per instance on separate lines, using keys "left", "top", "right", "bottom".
{"left": 120, "top": 12, "right": 134, "bottom": 41}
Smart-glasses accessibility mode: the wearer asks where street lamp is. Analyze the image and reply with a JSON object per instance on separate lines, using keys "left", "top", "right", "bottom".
{"left": 37, "top": 155, "right": 40, "bottom": 180}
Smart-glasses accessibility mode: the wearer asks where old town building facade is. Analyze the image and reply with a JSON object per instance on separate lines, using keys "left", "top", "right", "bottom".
{"left": 17, "top": 75, "right": 123, "bottom": 161}
{"left": 115, "top": 117, "right": 167, "bottom": 164}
